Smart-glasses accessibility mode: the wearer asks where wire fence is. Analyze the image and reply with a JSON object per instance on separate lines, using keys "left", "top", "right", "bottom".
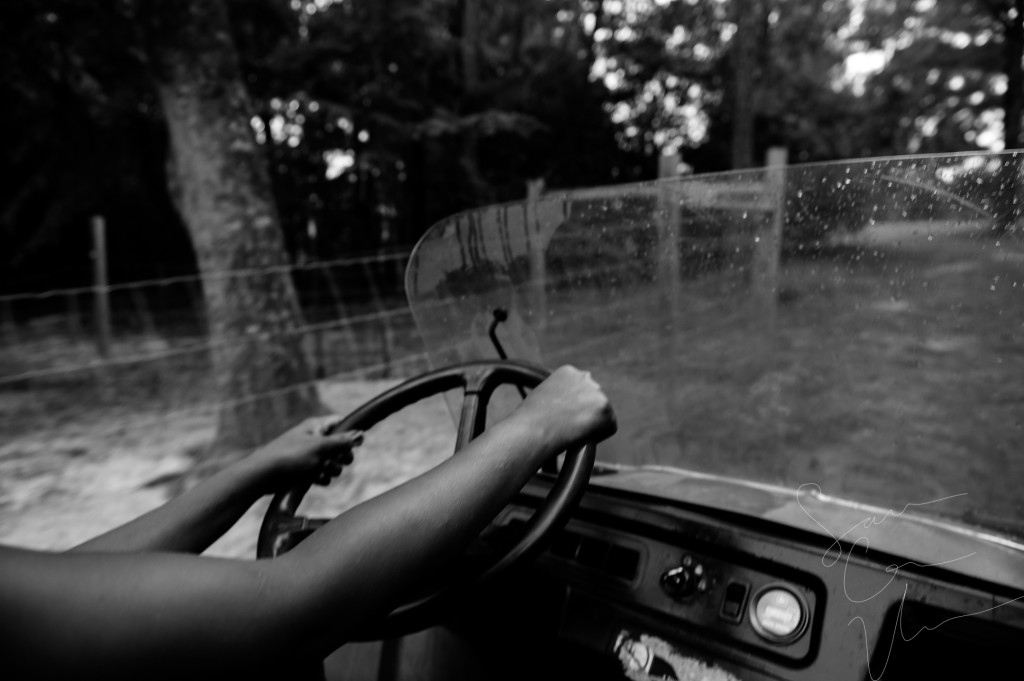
{"left": 0, "top": 248, "right": 667, "bottom": 450}
{"left": 0, "top": 252, "right": 436, "bottom": 443}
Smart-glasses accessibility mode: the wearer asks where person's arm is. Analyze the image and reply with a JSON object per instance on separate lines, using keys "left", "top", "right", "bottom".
{"left": 69, "top": 420, "right": 361, "bottom": 554}
{"left": 0, "top": 366, "right": 614, "bottom": 678}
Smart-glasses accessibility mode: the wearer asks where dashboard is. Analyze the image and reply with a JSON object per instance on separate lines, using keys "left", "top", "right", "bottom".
{"left": 477, "top": 477, "right": 1024, "bottom": 681}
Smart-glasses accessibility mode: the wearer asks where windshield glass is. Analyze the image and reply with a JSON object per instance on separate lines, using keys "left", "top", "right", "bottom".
{"left": 406, "top": 152, "right": 1024, "bottom": 540}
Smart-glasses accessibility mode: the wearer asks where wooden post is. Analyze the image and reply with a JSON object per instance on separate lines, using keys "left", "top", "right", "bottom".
{"left": 658, "top": 153, "right": 682, "bottom": 291}
{"left": 752, "top": 147, "right": 787, "bottom": 319}
{"left": 752, "top": 146, "right": 788, "bottom": 436}
{"left": 91, "top": 216, "right": 112, "bottom": 358}
{"left": 658, "top": 153, "right": 683, "bottom": 330}
{"left": 656, "top": 153, "right": 683, "bottom": 466}
{"left": 526, "top": 178, "right": 547, "bottom": 336}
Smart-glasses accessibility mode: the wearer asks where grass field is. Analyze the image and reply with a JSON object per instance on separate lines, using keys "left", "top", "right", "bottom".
{"left": 541, "top": 220, "right": 1024, "bottom": 538}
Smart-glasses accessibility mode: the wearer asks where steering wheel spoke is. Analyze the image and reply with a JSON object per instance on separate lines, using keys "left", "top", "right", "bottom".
{"left": 256, "top": 360, "right": 595, "bottom": 640}
{"left": 454, "top": 363, "right": 522, "bottom": 453}
{"left": 453, "top": 392, "right": 485, "bottom": 454}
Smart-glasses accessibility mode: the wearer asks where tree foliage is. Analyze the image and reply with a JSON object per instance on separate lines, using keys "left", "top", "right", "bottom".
{"left": 234, "top": 0, "right": 643, "bottom": 257}
{"left": 0, "top": 1, "right": 189, "bottom": 291}
{"left": 593, "top": 0, "right": 861, "bottom": 169}
{"left": 854, "top": 0, "right": 1023, "bottom": 154}
{"left": 3, "top": 0, "right": 1020, "bottom": 296}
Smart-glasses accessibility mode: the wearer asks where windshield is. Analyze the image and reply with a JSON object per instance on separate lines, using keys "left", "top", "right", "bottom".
{"left": 406, "top": 152, "right": 1023, "bottom": 540}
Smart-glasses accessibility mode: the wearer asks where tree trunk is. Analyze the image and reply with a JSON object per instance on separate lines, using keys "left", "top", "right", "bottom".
{"left": 731, "top": 0, "right": 758, "bottom": 169}
{"left": 141, "top": 0, "right": 321, "bottom": 457}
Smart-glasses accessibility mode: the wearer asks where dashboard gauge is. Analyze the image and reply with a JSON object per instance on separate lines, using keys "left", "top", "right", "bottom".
{"left": 749, "top": 586, "right": 808, "bottom": 643}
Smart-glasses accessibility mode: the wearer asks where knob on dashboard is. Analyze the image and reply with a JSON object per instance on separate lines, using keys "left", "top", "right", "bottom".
{"left": 660, "top": 555, "right": 709, "bottom": 601}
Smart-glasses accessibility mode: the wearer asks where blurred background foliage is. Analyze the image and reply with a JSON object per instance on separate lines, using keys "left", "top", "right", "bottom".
{"left": 1, "top": 0, "right": 1021, "bottom": 294}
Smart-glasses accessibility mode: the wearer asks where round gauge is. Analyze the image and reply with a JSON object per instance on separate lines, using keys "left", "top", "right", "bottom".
{"left": 749, "top": 585, "right": 808, "bottom": 644}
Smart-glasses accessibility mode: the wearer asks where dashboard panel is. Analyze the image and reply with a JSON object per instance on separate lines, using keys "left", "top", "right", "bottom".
{"left": 484, "top": 478, "right": 1024, "bottom": 681}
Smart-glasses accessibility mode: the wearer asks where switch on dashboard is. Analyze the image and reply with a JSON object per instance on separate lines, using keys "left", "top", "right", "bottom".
{"left": 720, "top": 581, "right": 749, "bottom": 623}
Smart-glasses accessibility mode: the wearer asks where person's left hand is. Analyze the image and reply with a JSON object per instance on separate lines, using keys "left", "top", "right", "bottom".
{"left": 247, "top": 416, "right": 363, "bottom": 491}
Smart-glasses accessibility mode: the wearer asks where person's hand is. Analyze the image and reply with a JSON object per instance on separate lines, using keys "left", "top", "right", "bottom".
{"left": 247, "top": 416, "right": 363, "bottom": 491}
{"left": 514, "top": 365, "right": 617, "bottom": 452}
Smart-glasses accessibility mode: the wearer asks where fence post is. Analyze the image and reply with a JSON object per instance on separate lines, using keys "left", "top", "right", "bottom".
{"left": 657, "top": 153, "right": 682, "bottom": 292}
{"left": 654, "top": 154, "right": 684, "bottom": 465}
{"left": 91, "top": 215, "right": 112, "bottom": 358}
{"left": 657, "top": 153, "right": 683, "bottom": 354}
{"left": 752, "top": 147, "right": 787, "bottom": 319}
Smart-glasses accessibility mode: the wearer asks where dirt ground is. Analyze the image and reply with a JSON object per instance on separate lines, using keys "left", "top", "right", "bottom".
{"left": 0, "top": 379, "right": 455, "bottom": 557}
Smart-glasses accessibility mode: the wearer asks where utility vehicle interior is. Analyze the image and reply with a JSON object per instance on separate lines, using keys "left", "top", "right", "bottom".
{"left": 260, "top": 151, "right": 1024, "bottom": 681}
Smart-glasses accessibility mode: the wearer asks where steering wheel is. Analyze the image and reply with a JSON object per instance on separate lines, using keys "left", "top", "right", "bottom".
{"left": 257, "top": 360, "right": 596, "bottom": 640}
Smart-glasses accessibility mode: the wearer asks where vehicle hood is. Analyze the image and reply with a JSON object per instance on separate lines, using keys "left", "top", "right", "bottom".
{"left": 590, "top": 465, "right": 1024, "bottom": 591}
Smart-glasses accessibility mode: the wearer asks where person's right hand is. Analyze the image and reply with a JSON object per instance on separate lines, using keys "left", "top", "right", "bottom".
{"left": 513, "top": 365, "right": 617, "bottom": 452}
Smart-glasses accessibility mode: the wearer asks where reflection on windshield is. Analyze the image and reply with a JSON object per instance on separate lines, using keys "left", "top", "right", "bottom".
{"left": 407, "top": 153, "right": 1024, "bottom": 540}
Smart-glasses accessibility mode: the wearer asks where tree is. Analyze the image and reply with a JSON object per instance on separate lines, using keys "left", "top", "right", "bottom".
{"left": 854, "top": 0, "right": 1024, "bottom": 230}
{"left": 245, "top": 0, "right": 631, "bottom": 247}
{"left": 856, "top": 0, "right": 1023, "bottom": 153}
{"left": 592, "top": 0, "right": 858, "bottom": 169}
{"left": 140, "top": 0, "right": 321, "bottom": 457}
{"left": 588, "top": 0, "right": 723, "bottom": 166}
{"left": 0, "top": 1, "right": 192, "bottom": 293}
